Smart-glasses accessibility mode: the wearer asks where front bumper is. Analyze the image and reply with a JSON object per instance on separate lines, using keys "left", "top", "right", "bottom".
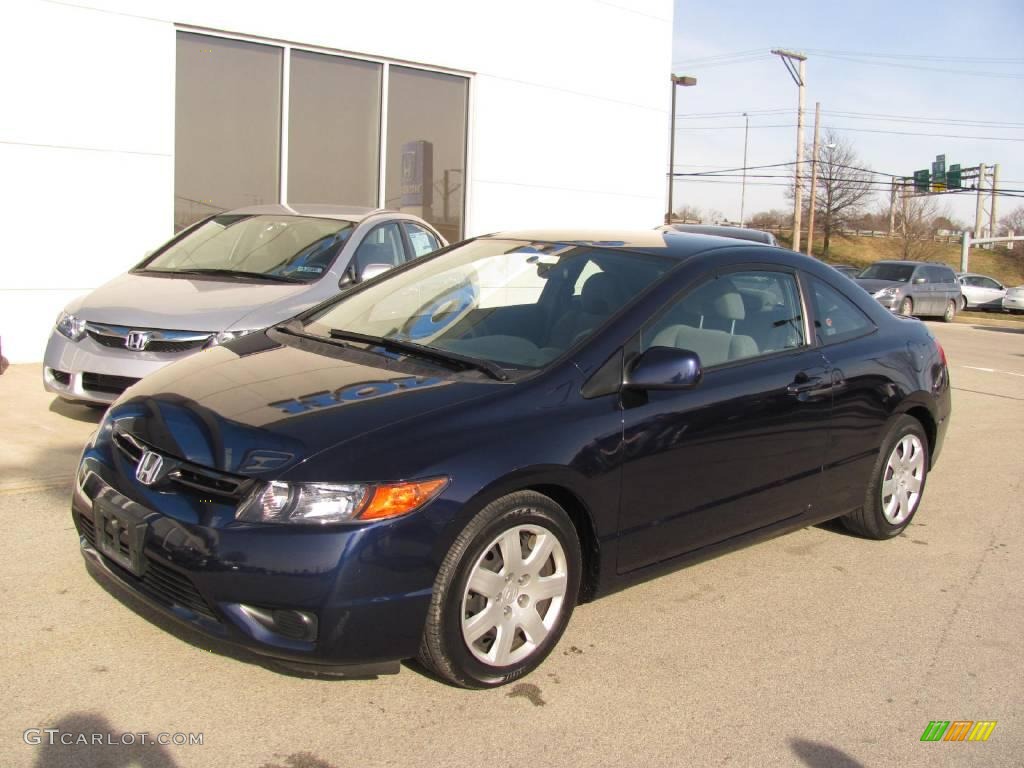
{"left": 43, "top": 331, "right": 197, "bottom": 404}
{"left": 72, "top": 442, "right": 439, "bottom": 673}
{"left": 873, "top": 294, "right": 900, "bottom": 311}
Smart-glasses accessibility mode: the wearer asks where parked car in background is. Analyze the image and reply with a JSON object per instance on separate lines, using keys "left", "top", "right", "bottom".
{"left": 1004, "top": 285, "right": 1024, "bottom": 314}
{"left": 956, "top": 273, "right": 1007, "bottom": 311}
{"left": 855, "top": 260, "right": 961, "bottom": 321}
{"left": 831, "top": 264, "right": 861, "bottom": 279}
{"left": 72, "top": 229, "right": 950, "bottom": 687}
{"left": 658, "top": 223, "right": 779, "bottom": 246}
{"left": 43, "top": 205, "right": 446, "bottom": 405}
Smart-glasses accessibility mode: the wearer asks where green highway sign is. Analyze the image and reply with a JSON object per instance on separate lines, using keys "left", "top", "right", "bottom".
{"left": 914, "top": 169, "right": 930, "bottom": 192}
{"left": 947, "top": 164, "right": 962, "bottom": 189}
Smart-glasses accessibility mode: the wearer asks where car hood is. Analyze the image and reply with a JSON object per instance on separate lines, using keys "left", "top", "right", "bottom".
{"left": 105, "top": 333, "right": 500, "bottom": 478}
{"left": 855, "top": 278, "right": 905, "bottom": 294}
{"left": 66, "top": 272, "right": 314, "bottom": 332}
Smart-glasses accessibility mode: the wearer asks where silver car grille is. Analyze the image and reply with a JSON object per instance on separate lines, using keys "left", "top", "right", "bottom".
{"left": 85, "top": 322, "right": 212, "bottom": 353}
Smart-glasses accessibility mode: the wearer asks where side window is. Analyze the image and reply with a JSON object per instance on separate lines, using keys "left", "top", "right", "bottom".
{"left": 913, "top": 267, "right": 930, "bottom": 284}
{"left": 572, "top": 260, "right": 604, "bottom": 296}
{"left": 402, "top": 222, "right": 441, "bottom": 261}
{"left": 643, "top": 271, "right": 805, "bottom": 368}
{"left": 981, "top": 277, "right": 1002, "bottom": 290}
{"left": 935, "top": 267, "right": 955, "bottom": 285}
{"left": 809, "top": 277, "right": 875, "bottom": 345}
{"left": 353, "top": 222, "right": 404, "bottom": 273}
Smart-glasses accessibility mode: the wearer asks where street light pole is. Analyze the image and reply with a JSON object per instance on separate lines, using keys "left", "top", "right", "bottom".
{"left": 740, "top": 112, "right": 749, "bottom": 226}
{"left": 666, "top": 74, "right": 698, "bottom": 225}
{"left": 771, "top": 49, "right": 807, "bottom": 251}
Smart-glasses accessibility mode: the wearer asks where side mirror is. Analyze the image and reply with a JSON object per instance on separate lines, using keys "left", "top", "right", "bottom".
{"left": 624, "top": 346, "right": 703, "bottom": 391}
{"left": 359, "top": 262, "right": 393, "bottom": 282}
{"left": 913, "top": 277, "right": 927, "bottom": 284}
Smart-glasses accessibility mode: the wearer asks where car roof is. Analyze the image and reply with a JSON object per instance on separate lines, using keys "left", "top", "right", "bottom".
{"left": 228, "top": 203, "right": 394, "bottom": 222}
{"left": 872, "top": 259, "right": 950, "bottom": 267}
{"left": 666, "top": 224, "right": 776, "bottom": 244}
{"left": 479, "top": 229, "right": 775, "bottom": 260}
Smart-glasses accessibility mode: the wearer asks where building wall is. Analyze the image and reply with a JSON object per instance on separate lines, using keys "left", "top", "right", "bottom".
{"left": 1, "top": 0, "right": 673, "bottom": 362}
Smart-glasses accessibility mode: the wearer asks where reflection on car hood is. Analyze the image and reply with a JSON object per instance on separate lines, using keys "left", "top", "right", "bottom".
{"left": 107, "top": 335, "right": 498, "bottom": 477}
{"left": 66, "top": 272, "right": 312, "bottom": 331}
{"left": 855, "top": 278, "right": 904, "bottom": 293}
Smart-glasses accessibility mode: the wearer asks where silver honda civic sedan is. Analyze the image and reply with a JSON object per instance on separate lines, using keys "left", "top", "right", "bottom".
{"left": 44, "top": 205, "right": 446, "bottom": 405}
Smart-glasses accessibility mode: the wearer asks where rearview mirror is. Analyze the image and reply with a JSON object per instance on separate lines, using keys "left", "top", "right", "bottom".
{"left": 913, "top": 277, "right": 927, "bottom": 284}
{"left": 624, "top": 346, "right": 703, "bottom": 391}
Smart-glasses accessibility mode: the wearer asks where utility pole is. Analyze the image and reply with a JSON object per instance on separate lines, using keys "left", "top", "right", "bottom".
{"left": 974, "top": 162, "right": 987, "bottom": 239}
{"left": 990, "top": 163, "right": 999, "bottom": 239}
{"left": 888, "top": 180, "right": 898, "bottom": 236}
{"left": 771, "top": 49, "right": 807, "bottom": 252}
{"left": 740, "top": 112, "right": 749, "bottom": 226}
{"left": 665, "top": 74, "right": 698, "bottom": 224}
{"left": 805, "top": 102, "right": 821, "bottom": 256}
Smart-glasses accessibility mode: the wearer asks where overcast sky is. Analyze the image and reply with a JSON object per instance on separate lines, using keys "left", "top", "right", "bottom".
{"left": 671, "top": 0, "right": 1024, "bottom": 229}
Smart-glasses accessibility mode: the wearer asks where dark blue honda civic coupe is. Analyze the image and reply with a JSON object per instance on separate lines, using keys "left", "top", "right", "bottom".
{"left": 72, "top": 229, "right": 950, "bottom": 687}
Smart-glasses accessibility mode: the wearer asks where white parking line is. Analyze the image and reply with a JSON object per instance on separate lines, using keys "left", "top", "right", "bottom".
{"left": 961, "top": 365, "right": 1024, "bottom": 378}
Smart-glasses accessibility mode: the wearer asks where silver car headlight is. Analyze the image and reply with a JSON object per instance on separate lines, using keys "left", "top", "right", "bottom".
{"left": 874, "top": 287, "right": 899, "bottom": 298}
{"left": 236, "top": 478, "right": 447, "bottom": 525}
{"left": 55, "top": 311, "right": 87, "bottom": 341}
{"left": 205, "top": 328, "right": 260, "bottom": 349}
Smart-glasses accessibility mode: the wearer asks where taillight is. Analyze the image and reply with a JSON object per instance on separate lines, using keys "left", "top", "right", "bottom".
{"left": 935, "top": 339, "right": 947, "bottom": 366}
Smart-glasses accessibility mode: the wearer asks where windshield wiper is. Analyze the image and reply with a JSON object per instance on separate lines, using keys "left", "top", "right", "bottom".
{"left": 148, "top": 268, "right": 302, "bottom": 283}
{"left": 327, "top": 329, "right": 509, "bottom": 381}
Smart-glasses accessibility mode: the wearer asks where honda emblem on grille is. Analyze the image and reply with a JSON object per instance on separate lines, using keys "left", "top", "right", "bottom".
{"left": 135, "top": 450, "right": 165, "bottom": 486}
{"left": 125, "top": 331, "right": 151, "bottom": 351}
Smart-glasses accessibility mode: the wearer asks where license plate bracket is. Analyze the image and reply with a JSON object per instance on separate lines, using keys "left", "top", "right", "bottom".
{"left": 93, "top": 497, "right": 147, "bottom": 576}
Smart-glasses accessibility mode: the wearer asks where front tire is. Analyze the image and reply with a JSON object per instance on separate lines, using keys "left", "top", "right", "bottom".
{"left": 842, "top": 415, "right": 929, "bottom": 539}
{"left": 418, "top": 491, "right": 582, "bottom": 688}
{"left": 899, "top": 297, "right": 914, "bottom": 316}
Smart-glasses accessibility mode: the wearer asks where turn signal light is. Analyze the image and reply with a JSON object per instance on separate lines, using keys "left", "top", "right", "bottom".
{"left": 359, "top": 477, "right": 448, "bottom": 520}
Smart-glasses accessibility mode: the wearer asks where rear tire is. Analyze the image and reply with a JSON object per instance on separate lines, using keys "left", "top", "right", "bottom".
{"left": 899, "top": 297, "right": 914, "bottom": 316}
{"left": 418, "top": 491, "right": 582, "bottom": 688}
{"left": 842, "top": 415, "right": 929, "bottom": 539}
{"left": 942, "top": 299, "right": 956, "bottom": 322}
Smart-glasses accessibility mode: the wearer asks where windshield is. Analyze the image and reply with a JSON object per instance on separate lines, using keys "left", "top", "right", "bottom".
{"left": 302, "top": 239, "right": 673, "bottom": 371}
{"left": 858, "top": 263, "right": 915, "bottom": 282}
{"left": 141, "top": 214, "right": 355, "bottom": 282}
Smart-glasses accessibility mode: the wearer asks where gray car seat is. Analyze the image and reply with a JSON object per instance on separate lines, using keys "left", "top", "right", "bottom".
{"left": 651, "top": 284, "right": 758, "bottom": 367}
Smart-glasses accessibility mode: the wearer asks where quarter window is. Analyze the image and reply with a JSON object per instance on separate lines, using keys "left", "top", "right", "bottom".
{"left": 809, "top": 278, "right": 875, "bottom": 345}
{"left": 643, "top": 271, "right": 805, "bottom": 368}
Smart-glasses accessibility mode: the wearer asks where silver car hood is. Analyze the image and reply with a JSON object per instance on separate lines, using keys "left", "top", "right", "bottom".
{"left": 65, "top": 272, "right": 322, "bottom": 332}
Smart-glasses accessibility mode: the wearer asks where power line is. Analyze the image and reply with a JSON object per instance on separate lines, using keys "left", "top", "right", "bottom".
{"left": 675, "top": 123, "right": 1024, "bottom": 142}
{"left": 676, "top": 108, "right": 1024, "bottom": 129}
{"left": 798, "top": 47, "right": 1024, "bottom": 65}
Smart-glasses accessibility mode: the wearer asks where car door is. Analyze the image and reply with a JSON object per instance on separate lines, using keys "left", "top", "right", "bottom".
{"left": 616, "top": 266, "right": 832, "bottom": 573}
{"left": 978, "top": 276, "right": 1005, "bottom": 308}
{"left": 932, "top": 266, "right": 957, "bottom": 313}
{"left": 909, "top": 266, "right": 934, "bottom": 314}
{"left": 804, "top": 274, "right": 890, "bottom": 516}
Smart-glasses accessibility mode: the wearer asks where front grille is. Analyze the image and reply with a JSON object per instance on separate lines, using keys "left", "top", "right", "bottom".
{"left": 49, "top": 368, "right": 71, "bottom": 385}
{"left": 141, "top": 555, "right": 217, "bottom": 619}
{"left": 82, "top": 372, "right": 140, "bottom": 395}
{"left": 86, "top": 324, "right": 211, "bottom": 353}
{"left": 113, "top": 429, "right": 252, "bottom": 501}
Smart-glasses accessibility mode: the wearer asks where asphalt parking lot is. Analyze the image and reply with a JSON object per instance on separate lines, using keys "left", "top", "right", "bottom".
{"left": 2, "top": 321, "right": 1022, "bottom": 768}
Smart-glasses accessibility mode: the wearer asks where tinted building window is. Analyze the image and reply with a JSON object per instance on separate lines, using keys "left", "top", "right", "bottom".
{"left": 288, "top": 51, "right": 382, "bottom": 206}
{"left": 385, "top": 66, "right": 469, "bottom": 242}
{"left": 175, "top": 33, "right": 282, "bottom": 231}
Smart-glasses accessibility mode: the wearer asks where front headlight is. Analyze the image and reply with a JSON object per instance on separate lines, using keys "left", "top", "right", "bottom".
{"left": 874, "top": 287, "right": 899, "bottom": 298}
{"left": 55, "top": 311, "right": 87, "bottom": 341}
{"left": 205, "top": 328, "right": 260, "bottom": 349}
{"left": 236, "top": 477, "right": 447, "bottom": 525}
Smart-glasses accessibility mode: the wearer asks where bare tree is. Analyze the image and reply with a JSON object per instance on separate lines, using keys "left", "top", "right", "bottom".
{"left": 895, "top": 193, "right": 944, "bottom": 261}
{"left": 673, "top": 204, "right": 702, "bottom": 224}
{"left": 789, "top": 130, "right": 876, "bottom": 254}
{"left": 749, "top": 209, "right": 789, "bottom": 228}
{"left": 999, "top": 205, "right": 1024, "bottom": 236}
